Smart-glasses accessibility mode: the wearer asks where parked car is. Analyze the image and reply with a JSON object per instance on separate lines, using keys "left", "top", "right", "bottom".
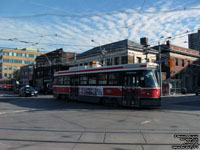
{"left": 19, "top": 85, "right": 38, "bottom": 97}
{"left": 196, "top": 88, "right": 200, "bottom": 96}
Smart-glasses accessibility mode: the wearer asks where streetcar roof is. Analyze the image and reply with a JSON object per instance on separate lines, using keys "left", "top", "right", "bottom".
{"left": 54, "top": 63, "right": 158, "bottom": 76}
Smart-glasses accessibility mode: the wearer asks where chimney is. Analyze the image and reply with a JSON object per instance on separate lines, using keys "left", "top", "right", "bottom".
{"left": 140, "top": 37, "right": 148, "bottom": 46}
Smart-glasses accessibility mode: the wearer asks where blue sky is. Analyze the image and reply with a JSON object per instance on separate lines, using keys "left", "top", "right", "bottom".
{"left": 0, "top": 0, "right": 200, "bottom": 52}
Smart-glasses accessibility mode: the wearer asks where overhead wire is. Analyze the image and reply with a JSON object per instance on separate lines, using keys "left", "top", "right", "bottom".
{"left": 0, "top": 3, "right": 200, "bottom": 52}
{"left": 0, "top": 6, "right": 200, "bottom": 19}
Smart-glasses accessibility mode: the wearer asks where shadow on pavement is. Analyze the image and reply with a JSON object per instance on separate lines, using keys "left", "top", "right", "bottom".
{"left": 0, "top": 90, "right": 200, "bottom": 111}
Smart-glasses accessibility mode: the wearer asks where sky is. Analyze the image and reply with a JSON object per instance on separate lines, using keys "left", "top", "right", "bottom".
{"left": 0, "top": 0, "right": 200, "bottom": 53}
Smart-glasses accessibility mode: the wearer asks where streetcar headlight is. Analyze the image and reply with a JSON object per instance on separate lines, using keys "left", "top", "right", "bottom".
{"left": 156, "top": 90, "right": 159, "bottom": 95}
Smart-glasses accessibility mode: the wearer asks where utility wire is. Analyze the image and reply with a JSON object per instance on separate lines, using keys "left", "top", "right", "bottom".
{"left": 0, "top": 7, "right": 200, "bottom": 19}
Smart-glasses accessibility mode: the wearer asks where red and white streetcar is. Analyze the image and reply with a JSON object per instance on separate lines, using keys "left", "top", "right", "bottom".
{"left": 53, "top": 62, "right": 161, "bottom": 107}
{"left": 0, "top": 78, "right": 16, "bottom": 91}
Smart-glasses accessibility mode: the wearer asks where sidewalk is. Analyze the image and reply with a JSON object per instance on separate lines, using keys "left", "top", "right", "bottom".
{"left": 162, "top": 93, "right": 195, "bottom": 98}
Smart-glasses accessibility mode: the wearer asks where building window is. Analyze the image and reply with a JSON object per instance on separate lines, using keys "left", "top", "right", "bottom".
{"left": 188, "top": 60, "right": 190, "bottom": 66}
{"left": 175, "top": 58, "right": 178, "bottom": 66}
{"left": 114, "top": 57, "right": 119, "bottom": 65}
{"left": 121, "top": 56, "right": 128, "bottom": 64}
{"left": 182, "top": 59, "right": 184, "bottom": 67}
{"left": 137, "top": 57, "right": 141, "bottom": 63}
{"left": 4, "top": 66, "right": 7, "bottom": 70}
{"left": 4, "top": 73, "right": 7, "bottom": 77}
{"left": 9, "top": 66, "right": 12, "bottom": 70}
{"left": 107, "top": 58, "right": 112, "bottom": 66}
{"left": 3, "top": 52, "right": 9, "bottom": 56}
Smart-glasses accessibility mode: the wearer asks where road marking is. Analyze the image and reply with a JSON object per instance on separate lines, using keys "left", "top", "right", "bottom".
{"left": 141, "top": 120, "right": 151, "bottom": 125}
{"left": 0, "top": 109, "right": 36, "bottom": 115}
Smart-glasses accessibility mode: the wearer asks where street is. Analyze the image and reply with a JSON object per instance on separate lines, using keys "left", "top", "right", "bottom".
{"left": 0, "top": 90, "right": 200, "bottom": 150}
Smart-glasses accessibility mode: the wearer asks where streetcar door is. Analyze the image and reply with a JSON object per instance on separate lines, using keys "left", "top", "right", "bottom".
{"left": 122, "top": 72, "right": 139, "bottom": 106}
{"left": 70, "top": 76, "right": 79, "bottom": 100}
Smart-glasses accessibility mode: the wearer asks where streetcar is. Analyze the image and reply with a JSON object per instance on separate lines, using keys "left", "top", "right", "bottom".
{"left": 53, "top": 62, "right": 161, "bottom": 107}
{"left": 0, "top": 78, "right": 16, "bottom": 91}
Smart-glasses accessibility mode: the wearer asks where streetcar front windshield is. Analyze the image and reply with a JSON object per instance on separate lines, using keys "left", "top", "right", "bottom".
{"left": 125, "top": 70, "right": 158, "bottom": 88}
{"left": 140, "top": 70, "right": 158, "bottom": 88}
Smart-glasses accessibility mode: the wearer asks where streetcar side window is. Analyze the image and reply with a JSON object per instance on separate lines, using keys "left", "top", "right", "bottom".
{"left": 108, "top": 73, "right": 119, "bottom": 85}
{"left": 53, "top": 77, "right": 58, "bottom": 85}
{"left": 80, "top": 75, "right": 88, "bottom": 85}
{"left": 58, "top": 76, "right": 64, "bottom": 85}
{"left": 98, "top": 73, "right": 107, "bottom": 85}
{"left": 88, "top": 74, "right": 97, "bottom": 85}
{"left": 71, "top": 76, "right": 79, "bottom": 85}
{"left": 63, "top": 76, "right": 70, "bottom": 85}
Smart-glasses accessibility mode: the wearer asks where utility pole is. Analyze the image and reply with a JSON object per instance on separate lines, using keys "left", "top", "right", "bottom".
{"left": 158, "top": 41, "right": 162, "bottom": 96}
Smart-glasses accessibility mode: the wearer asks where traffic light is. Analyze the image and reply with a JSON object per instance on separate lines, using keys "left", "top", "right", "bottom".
{"left": 168, "top": 59, "right": 174, "bottom": 67}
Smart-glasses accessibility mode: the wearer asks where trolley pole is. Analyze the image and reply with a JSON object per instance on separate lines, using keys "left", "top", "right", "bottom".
{"left": 91, "top": 40, "right": 107, "bottom": 66}
{"left": 158, "top": 41, "right": 162, "bottom": 96}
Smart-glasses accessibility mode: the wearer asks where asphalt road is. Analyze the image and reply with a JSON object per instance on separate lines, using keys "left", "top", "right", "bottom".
{"left": 0, "top": 90, "right": 200, "bottom": 150}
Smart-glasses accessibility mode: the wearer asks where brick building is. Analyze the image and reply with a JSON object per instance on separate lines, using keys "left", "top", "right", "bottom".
{"left": 34, "top": 48, "right": 76, "bottom": 92}
{"left": 154, "top": 41, "right": 200, "bottom": 93}
{"left": 20, "top": 64, "right": 34, "bottom": 85}
{"left": 0, "top": 48, "right": 43, "bottom": 79}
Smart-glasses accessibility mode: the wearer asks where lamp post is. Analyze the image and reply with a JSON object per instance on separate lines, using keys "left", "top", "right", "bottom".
{"left": 91, "top": 40, "right": 107, "bottom": 66}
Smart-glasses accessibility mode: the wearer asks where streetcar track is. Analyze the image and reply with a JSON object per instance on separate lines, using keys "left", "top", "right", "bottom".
{"left": 0, "top": 127, "right": 199, "bottom": 134}
{"left": 0, "top": 138, "right": 185, "bottom": 146}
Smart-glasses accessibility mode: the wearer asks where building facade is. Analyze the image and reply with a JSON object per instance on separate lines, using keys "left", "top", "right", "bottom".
{"left": 188, "top": 30, "right": 200, "bottom": 51}
{"left": 34, "top": 48, "right": 76, "bottom": 92}
{"left": 154, "top": 41, "right": 200, "bottom": 93}
{"left": 0, "top": 48, "right": 43, "bottom": 79}
{"left": 71, "top": 39, "right": 158, "bottom": 67}
{"left": 20, "top": 64, "right": 34, "bottom": 85}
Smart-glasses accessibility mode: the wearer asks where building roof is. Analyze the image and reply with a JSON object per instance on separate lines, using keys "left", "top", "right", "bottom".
{"left": 76, "top": 39, "right": 157, "bottom": 59}
{"left": 154, "top": 41, "right": 200, "bottom": 58}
